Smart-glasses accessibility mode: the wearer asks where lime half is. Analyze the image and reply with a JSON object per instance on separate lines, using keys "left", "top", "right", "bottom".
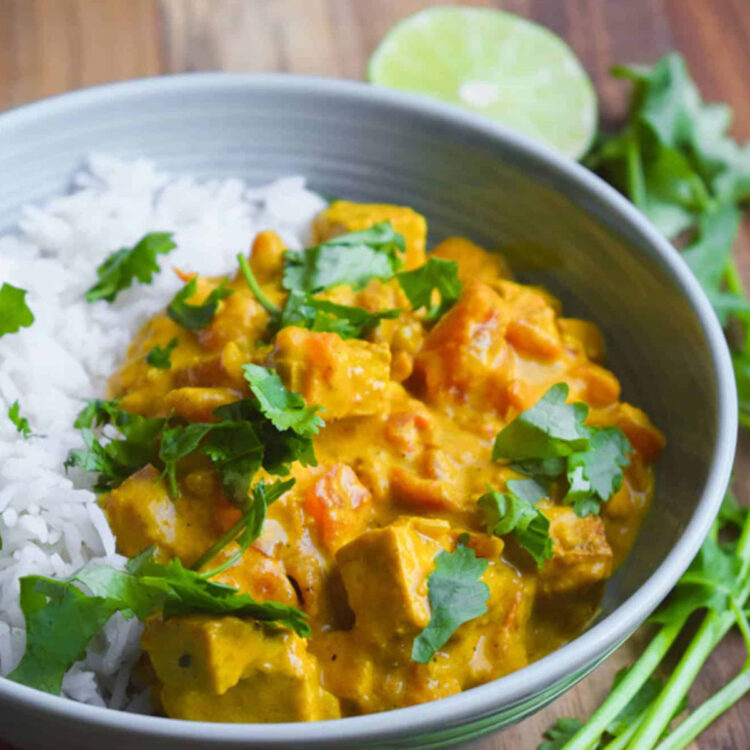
{"left": 368, "top": 7, "right": 597, "bottom": 160}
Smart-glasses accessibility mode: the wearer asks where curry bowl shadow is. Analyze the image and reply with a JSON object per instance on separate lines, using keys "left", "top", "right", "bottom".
{"left": 0, "top": 74, "right": 736, "bottom": 750}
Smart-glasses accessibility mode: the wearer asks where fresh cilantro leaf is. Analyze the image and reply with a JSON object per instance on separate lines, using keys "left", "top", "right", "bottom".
{"left": 494, "top": 385, "right": 632, "bottom": 518}
{"left": 167, "top": 277, "right": 234, "bottom": 329}
{"left": 493, "top": 383, "right": 590, "bottom": 461}
{"left": 718, "top": 489, "right": 747, "bottom": 531}
{"left": 193, "top": 478, "right": 295, "bottom": 576}
{"left": 280, "top": 290, "right": 400, "bottom": 338}
{"left": 65, "top": 400, "right": 165, "bottom": 492}
{"left": 128, "top": 552, "right": 310, "bottom": 634}
{"left": 213, "top": 399, "right": 319, "bottom": 477}
{"left": 8, "top": 576, "right": 123, "bottom": 695}
{"left": 682, "top": 201, "right": 747, "bottom": 325}
{"left": 396, "top": 257, "right": 462, "bottom": 321}
{"left": 564, "top": 426, "right": 631, "bottom": 515}
{"left": 85, "top": 233, "right": 176, "bottom": 303}
{"left": 538, "top": 717, "right": 584, "bottom": 750}
{"left": 201, "top": 421, "right": 264, "bottom": 507}
{"left": 0, "top": 283, "right": 34, "bottom": 337}
{"left": 479, "top": 480, "right": 553, "bottom": 568}
{"left": 158, "top": 423, "right": 216, "bottom": 496}
{"left": 9, "top": 544, "right": 310, "bottom": 694}
{"left": 145, "top": 337, "right": 178, "bottom": 369}
{"left": 282, "top": 222, "right": 404, "bottom": 293}
{"left": 651, "top": 533, "right": 742, "bottom": 624}
{"left": 8, "top": 400, "right": 31, "bottom": 439}
{"left": 243, "top": 364, "right": 324, "bottom": 436}
{"left": 411, "top": 539, "right": 490, "bottom": 663}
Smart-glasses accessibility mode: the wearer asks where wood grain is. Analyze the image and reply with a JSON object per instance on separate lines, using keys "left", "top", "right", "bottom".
{"left": 0, "top": 1, "right": 749, "bottom": 748}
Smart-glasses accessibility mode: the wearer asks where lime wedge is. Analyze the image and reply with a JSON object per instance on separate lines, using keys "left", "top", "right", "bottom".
{"left": 368, "top": 7, "right": 597, "bottom": 160}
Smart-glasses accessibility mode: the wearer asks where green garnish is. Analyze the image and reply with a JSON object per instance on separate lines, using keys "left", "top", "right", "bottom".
{"left": 8, "top": 400, "right": 31, "bottom": 439}
{"left": 478, "top": 478, "right": 553, "bottom": 567}
{"left": 145, "top": 337, "right": 178, "bottom": 369}
{"left": 411, "top": 536, "right": 490, "bottom": 663}
{"left": 67, "top": 368, "right": 319, "bottom": 505}
{"left": 167, "top": 277, "right": 234, "bottom": 329}
{"left": 8, "top": 544, "right": 309, "bottom": 696}
{"left": 0, "top": 283, "right": 34, "bottom": 337}
{"left": 282, "top": 222, "right": 404, "bottom": 293}
{"left": 280, "top": 290, "right": 400, "bottom": 338}
{"left": 64, "top": 400, "right": 166, "bottom": 492}
{"left": 192, "top": 478, "right": 295, "bottom": 576}
{"left": 85, "top": 233, "right": 176, "bottom": 303}
{"left": 586, "top": 52, "right": 750, "bottom": 428}
{"left": 396, "top": 257, "right": 462, "bottom": 321}
{"left": 493, "top": 383, "right": 631, "bottom": 517}
{"left": 242, "top": 363, "right": 325, "bottom": 436}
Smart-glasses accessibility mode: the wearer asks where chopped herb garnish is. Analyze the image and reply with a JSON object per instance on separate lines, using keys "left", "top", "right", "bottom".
{"left": 411, "top": 536, "right": 490, "bottom": 663}
{"left": 64, "top": 400, "right": 165, "bottom": 492}
{"left": 282, "top": 222, "right": 404, "bottom": 294}
{"left": 478, "top": 479, "right": 553, "bottom": 568}
{"left": 0, "top": 283, "right": 34, "bottom": 337}
{"left": 493, "top": 383, "right": 590, "bottom": 461}
{"left": 493, "top": 384, "right": 631, "bottom": 517}
{"left": 145, "top": 337, "right": 178, "bottom": 369}
{"left": 85, "top": 233, "right": 176, "bottom": 303}
{"left": 8, "top": 400, "right": 31, "bottom": 439}
{"left": 243, "top": 363, "right": 324, "bottom": 436}
{"left": 192, "top": 478, "right": 295, "bottom": 576}
{"left": 396, "top": 257, "right": 462, "bottom": 321}
{"left": 8, "top": 544, "right": 309, "bottom": 695}
{"left": 280, "top": 290, "right": 400, "bottom": 338}
{"left": 167, "top": 277, "right": 234, "bottom": 329}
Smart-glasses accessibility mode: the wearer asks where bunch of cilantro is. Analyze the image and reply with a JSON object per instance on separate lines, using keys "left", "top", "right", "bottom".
{"left": 539, "top": 52, "right": 750, "bottom": 750}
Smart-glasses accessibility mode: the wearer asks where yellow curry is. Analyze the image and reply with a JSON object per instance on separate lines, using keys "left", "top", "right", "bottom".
{"left": 103, "top": 200, "right": 664, "bottom": 722}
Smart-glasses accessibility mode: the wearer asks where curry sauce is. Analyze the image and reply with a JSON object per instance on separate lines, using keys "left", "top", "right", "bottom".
{"left": 104, "top": 200, "right": 664, "bottom": 721}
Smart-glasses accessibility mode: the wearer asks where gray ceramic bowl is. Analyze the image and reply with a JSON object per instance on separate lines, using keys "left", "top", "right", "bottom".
{"left": 0, "top": 74, "right": 737, "bottom": 750}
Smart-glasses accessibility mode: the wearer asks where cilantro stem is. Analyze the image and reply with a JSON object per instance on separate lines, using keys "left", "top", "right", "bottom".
{"left": 600, "top": 711, "right": 647, "bottom": 750}
{"left": 625, "top": 128, "right": 648, "bottom": 212}
{"left": 560, "top": 618, "right": 686, "bottom": 750}
{"left": 653, "top": 669, "right": 750, "bottom": 750}
{"left": 236, "top": 253, "right": 281, "bottom": 316}
{"left": 190, "top": 513, "right": 248, "bottom": 573}
{"left": 627, "top": 610, "right": 726, "bottom": 749}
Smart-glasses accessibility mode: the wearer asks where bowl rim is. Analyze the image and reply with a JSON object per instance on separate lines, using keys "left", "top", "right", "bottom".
{"left": 0, "top": 71, "right": 737, "bottom": 744}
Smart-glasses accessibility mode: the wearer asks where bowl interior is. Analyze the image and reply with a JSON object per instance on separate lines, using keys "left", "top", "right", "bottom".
{"left": 0, "top": 74, "right": 734, "bottom": 748}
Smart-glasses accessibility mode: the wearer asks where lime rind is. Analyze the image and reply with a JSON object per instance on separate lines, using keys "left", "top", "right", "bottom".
{"left": 368, "top": 6, "right": 597, "bottom": 160}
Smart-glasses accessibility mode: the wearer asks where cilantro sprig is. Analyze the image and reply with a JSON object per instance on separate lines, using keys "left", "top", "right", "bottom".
{"left": 66, "top": 365, "right": 321, "bottom": 505}
{"left": 8, "top": 400, "right": 32, "bottom": 439}
{"left": 586, "top": 52, "right": 750, "bottom": 427}
{"left": 282, "top": 222, "right": 405, "bottom": 293}
{"left": 64, "top": 400, "right": 166, "bottom": 492}
{"left": 8, "top": 543, "right": 309, "bottom": 696}
{"left": 191, "top": 478, "right": 294, "bottom": 576}
{"left": 145, "top": 337, "right": 178, "bottom": 369}
{"left": 237, "top": 224, "right": 462, "bottom": 342}
{"left": 411, "top": 536, "right": 490, "bottom": 663}
{"left": 478, "top": 478, "right": 553, "bottom": 568}
{"left": 85, "top": 233, "right": 176, "bottom": 303}
{"left": 493, "top": 384, "right": 631, "bottom": 517}
{"left": 237, "top": 252, "right": 401, "bottom": 340}
{"left": 0, "top": 283, "right": 34, "bottom": 337}
{"left": 167, "top": 277, "right": 234, "bottom": 329}
{"left": 395, "top": 257, "right": 462, "bottom": 321}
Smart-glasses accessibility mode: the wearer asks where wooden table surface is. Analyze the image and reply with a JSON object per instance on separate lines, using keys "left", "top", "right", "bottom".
{"left": 1, "top": 1, "right": 749, "bottom": 748}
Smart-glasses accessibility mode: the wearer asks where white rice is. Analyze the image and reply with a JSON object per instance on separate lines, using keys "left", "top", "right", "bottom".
{"left": 0, "top": 155, "right": 327, "bottom": 709}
